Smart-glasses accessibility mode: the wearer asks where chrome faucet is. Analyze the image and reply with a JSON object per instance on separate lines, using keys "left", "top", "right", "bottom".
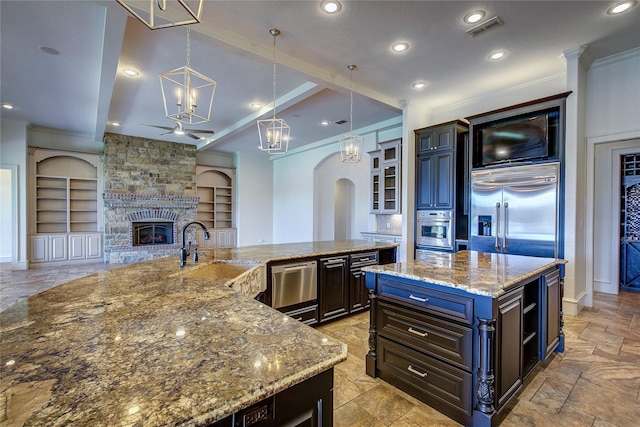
{"left": 179, "top": 221, "right": 210, "bottom": 268}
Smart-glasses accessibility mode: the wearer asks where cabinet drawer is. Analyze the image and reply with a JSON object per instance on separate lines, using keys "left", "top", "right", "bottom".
{"left": 283, "top": 304, "right": 318, "bottom": 326}
{"left": 378, "top": 300, "right": 472, "bottom": 371}
{"left": 350, "top": 251, "right": 378, "bottom": 265}
{"left": 377, "top": 337, "right": 472, "bottom": 420}
{"left": 378, "top": 277, "right": 474, "bottom": 325}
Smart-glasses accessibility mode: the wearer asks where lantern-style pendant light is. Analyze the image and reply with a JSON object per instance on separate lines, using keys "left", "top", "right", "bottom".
{"left": 116, "top": 0, "right": 203, "bottom": 30}
{"left": 257, "top": 29, "right": 291, "bottom": 155}
{"left": 339, "top": 65, "right": 363, "bottom": 163}
{"left": 160, "top": 27, "right": 216, "bottom": 125}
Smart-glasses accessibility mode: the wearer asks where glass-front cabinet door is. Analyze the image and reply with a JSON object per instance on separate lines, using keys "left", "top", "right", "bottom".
{"left": 369, "top": 139, "right": 401, "bottom": 214}
{"left": 383, "top": 163, "right": 398, "bottom": 211}
{"left": 379, "top": 139, "right": 401, "bottom": 214}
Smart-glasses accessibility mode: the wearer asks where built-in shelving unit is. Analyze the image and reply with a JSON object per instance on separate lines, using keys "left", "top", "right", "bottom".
{"left": 196, "top": 185, "right": 233, "bottom": 229}
{"left": 195, "top": 166, "right": 236, "bottom": 248}
{"left": 35, "top": 176, "right": 98, "bottom": 233}
{"left": 29, "top": 149, "right": 103, "bottom": 264}
{"left": 522, "top": 280, "right": 540, "bottom": 376}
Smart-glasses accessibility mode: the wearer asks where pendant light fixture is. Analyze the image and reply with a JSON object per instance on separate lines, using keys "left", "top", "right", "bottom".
{"left": 257, "top": 29, "right": 291, "bottom": 155}
{"left": 116, "top": 0, "right": 203, "bottom": 30}
{"left": 160, "top": 27, "right": 216, "bottom": 125}
{"left": 339, "top": 65, "right": 363, "bottom": 163}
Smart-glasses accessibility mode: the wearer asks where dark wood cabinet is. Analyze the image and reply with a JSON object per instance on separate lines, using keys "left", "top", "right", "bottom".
{"left": 319, "top": 255, "right": 349, "bottom": 322}
{"left": 366, "top": 263, "right": 564, "bottom": 427}
{"left": 414, "top": 121, "right": 469, "bottom": 248}
{"left": 416, "top": 151, "right": 454, "bottom": 209}
{"left": 417, "top": 125, "right": 454, "bottom": 152}
{"left": 349, "top": 267, "right": 368, "bottom": 312}
{"left": 349, "top": 251, "right": 378, "bottom": 313}
{"left": 267, "top": 247, "right": 397, "bottom": 325}
{"left": 209, "top": 368, "right": 334, "bottom": 427}
{"left": 496, "top": 287, "right": 523, "bottom": 408}
{"left": 542, "top": 269, "right": 561, "bottom": 358}
{"left": 283, "top": 303, "right": 319, "bottom": 326}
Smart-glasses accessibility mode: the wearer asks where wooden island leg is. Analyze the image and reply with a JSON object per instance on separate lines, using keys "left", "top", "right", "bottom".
{"left": 476, "top": 317, "right": 496, "bottom": 415}
{"left": 366, "top": 288, "right": 378, "bottom": 377}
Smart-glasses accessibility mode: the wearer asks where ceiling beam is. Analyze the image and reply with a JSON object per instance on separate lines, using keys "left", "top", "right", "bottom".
{"left": 191, "top": 25, "right": 402, "bottom": 111}
{"left": 197, "top": 81, "right": 321, "bottom": 151}
{"left": 94, "top": 3, "right": 129, "bottom": 142}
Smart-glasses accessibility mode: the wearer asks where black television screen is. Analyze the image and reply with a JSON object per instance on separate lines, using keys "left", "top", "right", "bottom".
{"left": 479, "top": 115, "right": 550, "bottom": 166}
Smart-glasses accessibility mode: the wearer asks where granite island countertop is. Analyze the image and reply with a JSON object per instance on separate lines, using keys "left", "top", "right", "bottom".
{"left": 363, "top": 250, "right": 567, "bottom": 297}
{"left": 0, "top": 240, "right": 397, "bottom": 426}
{"left": 208, "top": 239, "right": 398, "bottom": 264}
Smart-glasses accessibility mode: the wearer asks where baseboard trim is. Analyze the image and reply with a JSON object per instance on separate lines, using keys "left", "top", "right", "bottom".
{"left": 10, "top": 261, "right": 29, "bottom": 271}
{"left": 562, "top": 290, "right": 587, "bottom": 316}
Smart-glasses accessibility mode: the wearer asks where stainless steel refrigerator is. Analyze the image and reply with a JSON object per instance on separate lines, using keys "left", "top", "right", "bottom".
{"left": 469, "top": 162, "right": 560, "bottom": 258}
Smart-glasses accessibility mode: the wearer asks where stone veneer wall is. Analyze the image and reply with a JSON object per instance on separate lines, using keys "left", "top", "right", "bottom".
{"left": 103, "top": 133, "right": 197, "bottom": 196}
{"left": 102, "top": 133, "right": 199, "bottom": 263}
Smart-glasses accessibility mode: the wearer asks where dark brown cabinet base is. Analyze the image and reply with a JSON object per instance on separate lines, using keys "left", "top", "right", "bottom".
{"left": 267, "top": 247, "right": 397, "bottom": 325}
{"left": 319, "top": 255, "right": 350, "bottom": 321}
{"left": 209, "top": 368, "right": 334, "bottom": 427}
{"left": 366, "top": 264, "right": 565, "bottom": 427}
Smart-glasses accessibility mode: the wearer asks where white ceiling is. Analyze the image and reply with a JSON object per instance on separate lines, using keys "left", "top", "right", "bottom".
{"left": 1, "top": 1, "right": 639, "bottom": 156}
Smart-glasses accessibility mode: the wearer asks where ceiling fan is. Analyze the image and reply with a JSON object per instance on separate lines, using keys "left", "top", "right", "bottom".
{"left": 144, "top": 122, "right": 215, "bottom": 140}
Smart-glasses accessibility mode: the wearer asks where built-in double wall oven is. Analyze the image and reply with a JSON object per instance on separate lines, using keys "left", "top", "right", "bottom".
{"left": 416, "top": 210, "right": 454, "bottom": 253}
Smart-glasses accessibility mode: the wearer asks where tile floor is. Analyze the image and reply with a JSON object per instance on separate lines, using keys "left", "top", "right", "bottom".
{"left": 2, "top": 262, "right": 639, "bottom": 426}
{"left": 318, "top": 292, "right": 640, "bottom": 427}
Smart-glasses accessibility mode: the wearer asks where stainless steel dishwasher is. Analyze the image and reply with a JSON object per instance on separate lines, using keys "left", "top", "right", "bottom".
{"left": 271, "top": 260, "right": 318, "bottom": 309}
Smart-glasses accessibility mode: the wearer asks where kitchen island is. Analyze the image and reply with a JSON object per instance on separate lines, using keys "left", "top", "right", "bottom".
{"left": 0, "top": 240, "right": 396, "bottom": 427}
{"left": 363, "top": 250, "right": 567, "bottom": 427}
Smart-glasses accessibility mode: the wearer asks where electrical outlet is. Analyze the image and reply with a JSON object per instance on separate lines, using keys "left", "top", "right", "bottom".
{"left": 386, "top": 222, "right": 391, "bottom": 229}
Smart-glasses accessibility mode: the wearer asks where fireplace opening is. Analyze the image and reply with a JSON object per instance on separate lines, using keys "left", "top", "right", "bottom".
{"left": 132, "top": 222, "right": 174, "bottom": 246}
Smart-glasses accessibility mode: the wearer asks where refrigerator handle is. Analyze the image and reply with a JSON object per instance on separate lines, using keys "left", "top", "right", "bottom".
{"left": 495, "top": 202, "right": 501, "bottom": 251}
{"left": 503, "top": 202, "right": 508, "bottom": 251}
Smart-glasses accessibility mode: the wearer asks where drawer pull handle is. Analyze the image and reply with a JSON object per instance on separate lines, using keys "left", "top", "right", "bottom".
{"left": 407, "top": 365, "right": 428, "bottom": 378}
{"left": 408, "top": 327, "right": 428, "bottom": 337}
{"left": 409, "top": 294, "right": 429, "bottom": 303}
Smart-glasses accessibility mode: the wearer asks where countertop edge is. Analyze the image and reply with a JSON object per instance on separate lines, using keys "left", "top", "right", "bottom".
{"left": 363, "top": 252, "right": 567, "bottom": 297}
{"left": 185, "top": 349, "right": 348, "bottom": 427}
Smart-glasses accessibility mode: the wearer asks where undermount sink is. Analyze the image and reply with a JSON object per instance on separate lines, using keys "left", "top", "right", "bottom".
{"left": 172, "top": 261, "right": 253, "bottom": 280}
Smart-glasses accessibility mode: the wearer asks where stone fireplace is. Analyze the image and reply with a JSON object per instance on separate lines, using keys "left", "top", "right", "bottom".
{"left": 102, "top": 134, "right": 199, "bottom": 264}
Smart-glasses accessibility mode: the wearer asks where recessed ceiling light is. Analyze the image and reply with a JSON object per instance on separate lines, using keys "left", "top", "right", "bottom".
{"left": 464, "top": 10, "right": 486, "bottom": 24}
{"left": 39, "top": 46, "right": 59, "bottom": 55}
{"left": 391, "top": 42, "right": 409, "bottom": 53}
{"left": 110, "top": 121, "right": 121, "bottom": 126}
{"left": 250, "top": 102, "right": 262, "bottom": 109}
{"left": 607, "top": 1, "right": 636, "bottom": 14}
{"left": 123, "top": 69, "right": 139, "bottom": 77}
{"left": 412, "top": 81, "right": 428, "bottom": 90}
{"left": 489, "top": 50, "right": 507, "bottom": 60}
{"left": 321, "top": 120, "right": 330, "bottom": 126}
{"left": 321, "top": 0, "right": 342, "bottom": 14}
{"left": 2, "top": 103, "right": 15, "bottom": 110}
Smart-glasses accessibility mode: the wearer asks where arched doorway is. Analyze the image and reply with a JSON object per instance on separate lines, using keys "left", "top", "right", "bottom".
{"left": 334, "top": 178, "right": 355, "bottom": 240}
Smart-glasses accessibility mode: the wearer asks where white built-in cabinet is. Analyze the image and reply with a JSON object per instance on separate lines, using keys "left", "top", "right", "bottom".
{"left": 369, "top": 139, "right": 402, "bottom": 214}
{"left": 195, "top": 166, "right": 237, "bottom": 249}
{"left": 29, "top": 149, "right": 103, "bottom": 265}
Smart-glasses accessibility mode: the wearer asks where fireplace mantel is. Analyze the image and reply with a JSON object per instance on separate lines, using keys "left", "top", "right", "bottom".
{"left": 103, "top": 193, "right": 199, "bottom": 209}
